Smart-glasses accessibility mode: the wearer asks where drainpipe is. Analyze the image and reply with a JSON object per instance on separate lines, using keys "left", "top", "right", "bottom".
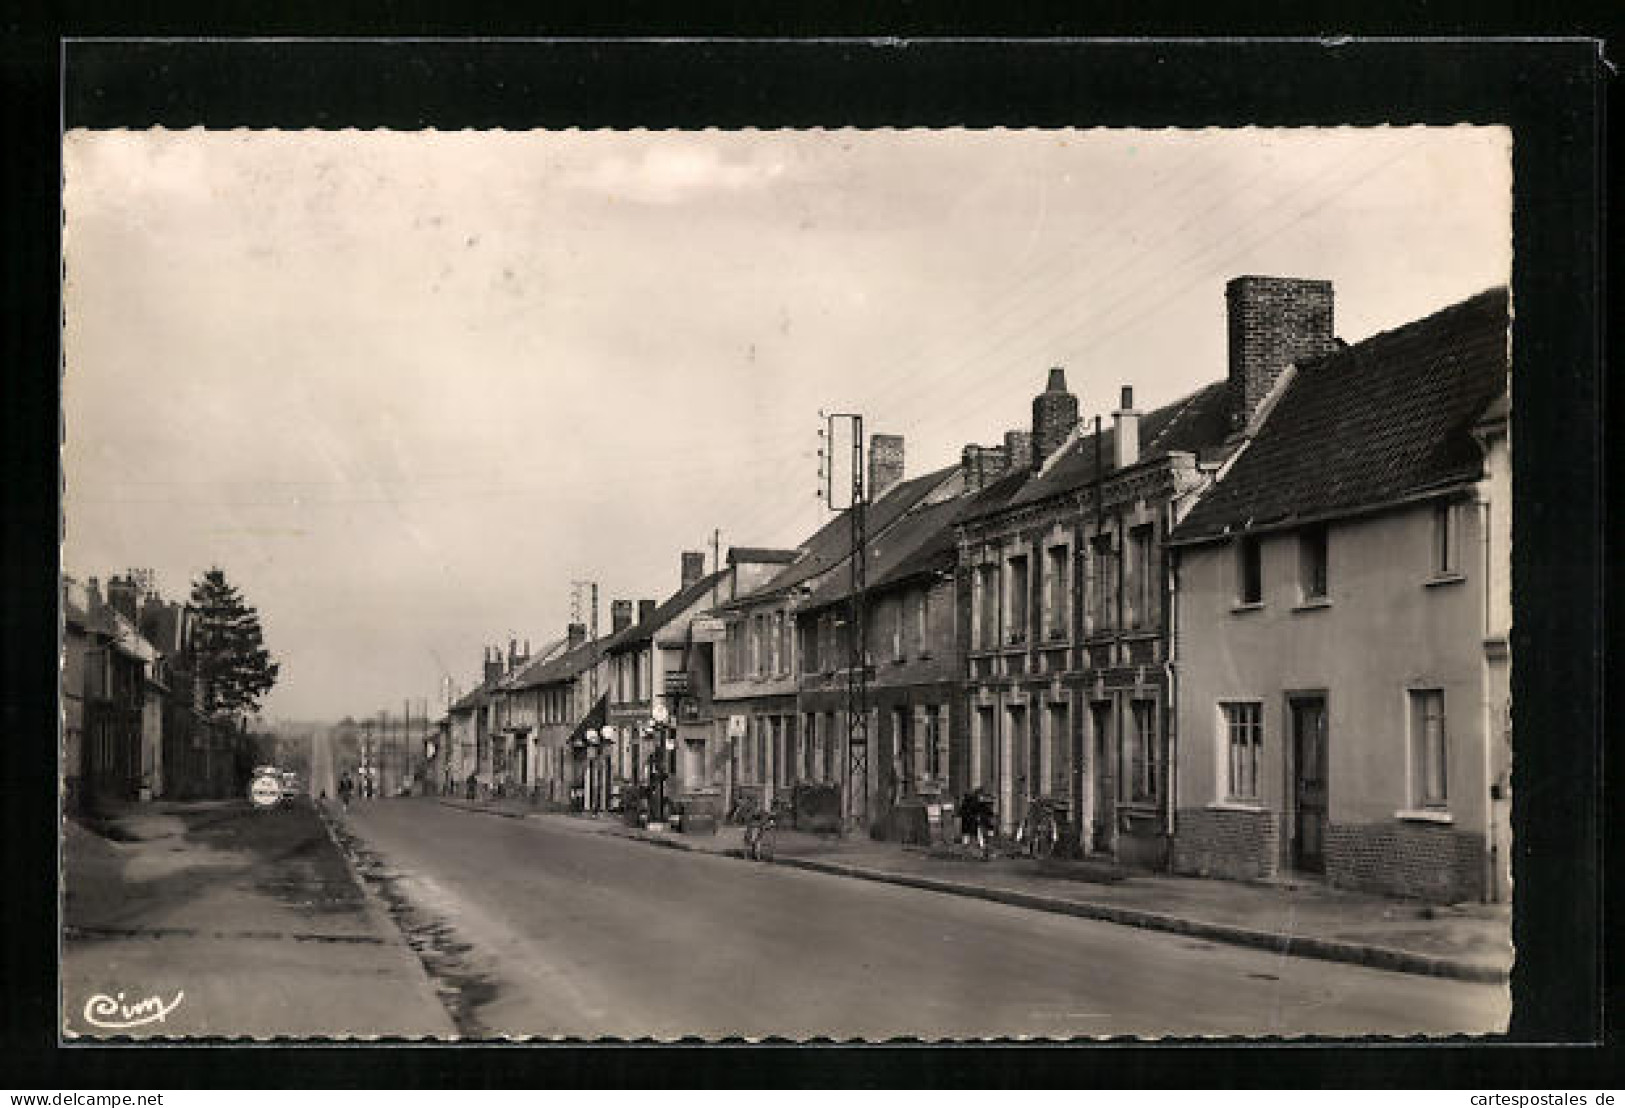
{"left": 1163, "top": 502, "right": 1179, "bottom": 874}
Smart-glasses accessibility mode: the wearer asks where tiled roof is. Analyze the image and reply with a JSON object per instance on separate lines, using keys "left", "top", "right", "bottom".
{"left": 799, "top": 470, "right": 1025, "bottom": 612}
{"left": 1172, "top": 287, "right": 1509, "bottom": 544}
{"left": 510, "top": 638, "right": 605, "bottom": 691}
{"left": 606, "top": 568, "right": 730, "bottom": 652}
{"left": 720, "top": 464, "right": 959, "bottom": 609}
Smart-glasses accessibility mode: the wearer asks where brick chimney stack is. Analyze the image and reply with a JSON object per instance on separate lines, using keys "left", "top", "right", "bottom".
{"left": 868, "top": 434, "right": 905, "bottom": 502}
{"left": 960, "top": 443, "right": 1011, "bottom": 495}
{"left": 611, "top": 599, "right": 634, "bottom": 634}
{"left": 106, "top": 575, "right": 140, "bottom": 623}
{"left": 638, "top": 598, "right": 657, "bottom": 627}
{"left": 680, "top": 551, "right": 706, "bottom": 589}
{"left": 1003, "top": 429, "right": 1034, "bottom": 473}
{"left": 482, "top": 647, "right": 503, "bottom": 685}
{"left": 1227, "top": 275, "right": 1335, "bottom": 431}
{"left": 567, "top": 622, "right": 588, "bottom": 650}
{"left": 1112, "top": 385, "right": 1142, "bottom": 470}
{"left": 1031, "top": 366, "right": 1080, "bottom": 468}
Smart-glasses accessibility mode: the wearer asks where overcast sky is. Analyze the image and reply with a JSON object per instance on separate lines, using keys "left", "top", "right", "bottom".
{"left": 62, "top": 127, "right": 1511, "bottom": 721}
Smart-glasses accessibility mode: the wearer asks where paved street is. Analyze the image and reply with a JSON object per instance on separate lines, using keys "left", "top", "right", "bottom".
{"left": 337, "top": 798, "right": 1509, "bottom": 1039}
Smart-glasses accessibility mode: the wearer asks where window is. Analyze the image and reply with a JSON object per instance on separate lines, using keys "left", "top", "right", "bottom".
{"left": 781, "top": 612, "right": 793, "bottom": 675}
{"left": 1222, "top": 702, "right": 1263, "bottom": 801}
{"left": 1128, "top": 525, "right": 1155, "bottom": 628}
{"left": 769, "top": 613, "right": 781, "bottom": 675}
{"left": 1236, "top": 535, "right": 1263, "bottom": 605}
{"left": 925, "top": 707, "right": 945, "bottom": 780}
{"left": 975, "top": 706, "right": 996, "bottom": 789}
{"left": 1045, "top": 544, "right": 1069, "bottom": 639}
{"left": 1089, "top": 535, "right": 1118, "bottom": 631}
{"left": 891, "top": 598, "right": 906, "bottom": 661}
{"left": 1007, "top": 554, "right": 1030, "bottom": 643}
{"left": 1410, "top": 690, "right": 1448, "bottom": 807}
{"left": 1122, "top": 699, "right": 1158, "bottom": 803}
{"left": 916, "top": 589, "right": 931, "bottom": 656}
{"left": 1432, "top": 502, "right": 1461, "bottom": 577}
{"left": 977, "top": 564, "right": 1000, "bottom": 648}
{"left": 1048, "top": 701, "right": 1070, "bottom": 795}
{"left": 823, "top": 712, "right": 838, "bottom": 781}
{"left": 1298, "top": 524, "right": 1328, "bottom": 602}
{"left": 801, "top": 620, "right": 819, "bottom": 674}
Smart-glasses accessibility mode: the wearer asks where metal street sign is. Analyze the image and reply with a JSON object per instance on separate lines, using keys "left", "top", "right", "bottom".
{"left": 690, "top": 617, "right": 727, "bottom": 643}
{"left": 663, "top": 671, "right": 690, "bottom": 696}
{"left": 248, "top": 773, "right": 282, "bottom": 809}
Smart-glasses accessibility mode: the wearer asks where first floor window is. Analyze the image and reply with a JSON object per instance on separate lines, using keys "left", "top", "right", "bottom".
{"left": 1432, "top": 502, "right": 1461, "bottom": 577}
{"left": 1237, "top": 535, "right": 1263, "bottom": 605}
{"left": 1223, "top": 701, "right": 1263, "bottom": 801}
{"left": 1410, "top": 689, "right": 1448, "bottom": 807}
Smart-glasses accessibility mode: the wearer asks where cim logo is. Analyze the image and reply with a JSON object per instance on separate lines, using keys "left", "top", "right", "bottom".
{"left": 248, "top": 773, "right": 283, "bottom": 808}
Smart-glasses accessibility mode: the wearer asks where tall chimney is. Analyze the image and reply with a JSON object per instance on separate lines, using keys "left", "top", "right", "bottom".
{"left": 106, "top": 575, "right": 139, "bottom": 623}
{"left": 638, "top": 598, "right": 657, "bottom": 626}
{"left": 567, "top": 622, "right": 588, "bottom": 650}
{"left": 1004, "top": 430, "right": 1034, "bottom": 473}
{"left": 1031, "top": 366, "right": 1080, "bottom": 468}
{"left": 1227, "top": 275, "right": 1335, "bottom": 430}
{"left": 868, "top": 433, "right": 905, "bottom": 501}
{"left": 1113, "top": 385, "right": 1142, "bottom": 470}
{"left": 611, "top": 599, "right": 634, "bottom": 633}
{"left": 680, "top": 551, "right": 706, "bottom": 589}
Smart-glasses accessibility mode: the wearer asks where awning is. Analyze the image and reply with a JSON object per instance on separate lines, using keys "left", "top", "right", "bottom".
{"left": 568, "top": 692, "right": 609, "bottom": 752}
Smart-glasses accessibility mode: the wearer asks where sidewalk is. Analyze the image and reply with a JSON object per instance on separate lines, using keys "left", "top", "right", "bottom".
{"left": 62, "top": 799, "right": 456, "bottom": 1039}
{"left": 436, "top": 796, "right": 1511, "bottom": 983}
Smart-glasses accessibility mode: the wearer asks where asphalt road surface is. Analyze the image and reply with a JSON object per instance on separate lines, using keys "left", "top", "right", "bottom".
{"left": 336, "top": 799, "right": 1508, "bottom": 1040}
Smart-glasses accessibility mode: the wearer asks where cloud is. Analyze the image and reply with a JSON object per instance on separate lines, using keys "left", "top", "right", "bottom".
{"left": 563, "top": 142, "right": 786, "bottom": 204}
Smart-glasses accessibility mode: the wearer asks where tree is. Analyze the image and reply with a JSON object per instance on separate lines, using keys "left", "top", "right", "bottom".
{"left": 189, "top": 567, "right": 280, "bottom": 720}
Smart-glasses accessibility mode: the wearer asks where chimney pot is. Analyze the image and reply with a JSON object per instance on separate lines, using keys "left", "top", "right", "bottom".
{"left": 1113, "top": 384, "right": 1142, "bottom": 470}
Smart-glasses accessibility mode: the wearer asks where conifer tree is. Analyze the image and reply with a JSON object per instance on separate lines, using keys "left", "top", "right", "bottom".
{"left": 188, "top": 567, "right": 280, "bottom": 720}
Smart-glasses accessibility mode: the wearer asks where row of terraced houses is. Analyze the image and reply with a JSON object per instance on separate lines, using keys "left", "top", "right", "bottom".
{"left": 420, "top": 276, "right": 1513, "bottom": 904}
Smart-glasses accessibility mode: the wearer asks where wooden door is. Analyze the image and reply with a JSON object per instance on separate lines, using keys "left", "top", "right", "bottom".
{"left": 1291, "top": 697, "right": 1328, "bottom": 874}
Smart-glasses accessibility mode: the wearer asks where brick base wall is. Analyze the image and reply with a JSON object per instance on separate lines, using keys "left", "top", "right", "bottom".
{"left": 1324, "top": 821, "right": 1486, "bottom": 903}
{"left": 1173, "top": 806, "right": 1280, "bottom": 881}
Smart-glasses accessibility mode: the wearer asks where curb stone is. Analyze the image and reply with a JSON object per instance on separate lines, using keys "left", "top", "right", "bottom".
{"left": 613, "top": 827, "right": 1504, "bottom": 984}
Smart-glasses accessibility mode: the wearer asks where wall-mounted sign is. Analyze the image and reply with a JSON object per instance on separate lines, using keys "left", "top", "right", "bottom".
{"left": 690, "top": 617, "right": 727, "bottom": 643}
{"left": 651, "top": 702, "right": 670, "bottom": 724}
{"left": 728, "top": 715, "right": 747, "bottom": 738}
{"left": 663, "top": 671, "right": 691, "bottom": 697}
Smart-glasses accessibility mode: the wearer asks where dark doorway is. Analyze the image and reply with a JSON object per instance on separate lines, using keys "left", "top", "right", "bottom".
{"left": 1290, "top": 696, "right": 1328, "bottom": 874}
{"left": 1090, "top": 700, "right": 1114, "bottom": 854}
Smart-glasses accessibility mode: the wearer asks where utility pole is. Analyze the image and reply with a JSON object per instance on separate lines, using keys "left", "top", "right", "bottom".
{"left": 821, "top": 411, "right": 868, "bottom": 833}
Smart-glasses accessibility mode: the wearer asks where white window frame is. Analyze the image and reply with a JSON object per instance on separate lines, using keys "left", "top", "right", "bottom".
{"left": 1220, "top": 701, "right": 1264, "bottom": 803}
{"left": 1408, "top": 688, "right": 1449, "bottom": 810}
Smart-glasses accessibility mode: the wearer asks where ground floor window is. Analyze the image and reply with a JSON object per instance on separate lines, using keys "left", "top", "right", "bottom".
{"left": 924, "top": 706, "right": 945, "bottom": 782}
{"left": 1222, "top": 701, "right": 1263, "bottom": 801}
{"left": 1048, "top": 701, "right": 1071, "bottom": 796}
{"left": 975, "top": 705, "right": 995, "bottom": 789}
{"left": 823, "top": 712, "right": 838, "bottom": 782}
{"left": 1410, "top": 689, "right": 1448, "bottom": 808}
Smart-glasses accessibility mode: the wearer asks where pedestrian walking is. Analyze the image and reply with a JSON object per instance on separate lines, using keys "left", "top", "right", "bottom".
{"left": 338, "top": 771, "right": 354, "bottom": 813}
